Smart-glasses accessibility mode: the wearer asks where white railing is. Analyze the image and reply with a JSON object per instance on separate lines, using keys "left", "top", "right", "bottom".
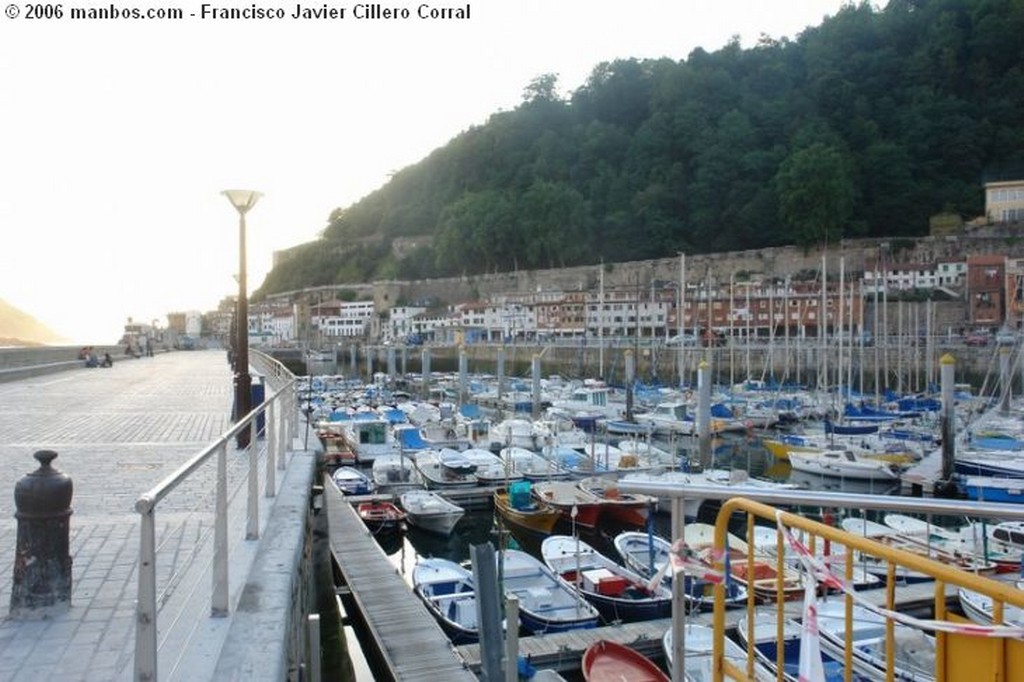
{"left": 133, "top": 352, "right": 297, "bottom": 681}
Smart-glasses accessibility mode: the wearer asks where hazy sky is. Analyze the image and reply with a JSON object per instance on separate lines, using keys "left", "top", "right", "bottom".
{"left": 0, "top": 0, "right": 851, "bottom": 343}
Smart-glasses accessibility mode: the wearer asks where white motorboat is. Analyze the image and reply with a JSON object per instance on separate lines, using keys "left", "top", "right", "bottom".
{"left": 788, "top": 449, "right": 901, "bottom": 481}
{"left": 370, "top": 453, "right": 423, "bottom": 494}
{"left": 399, "top": 489, "right": 465, "bottom": 535}
{"left": 414, "top": 448, "right": 478, "bottom": 489}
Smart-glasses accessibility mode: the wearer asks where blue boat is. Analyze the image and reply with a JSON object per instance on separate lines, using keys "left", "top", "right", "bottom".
{"left": 541, "top": 535, "right": 672, "bottom": 624}
{"left": 412, "top": 557, "right": 479, "bottom": 644}
{"left": 331, "top": 466, "right": 374, "bottom": 495}
{"left": 498, "top": 549, "right": 599, "bottom": 634}
{"left": 962, "top": 476, "right": 1024, "bottom": 504}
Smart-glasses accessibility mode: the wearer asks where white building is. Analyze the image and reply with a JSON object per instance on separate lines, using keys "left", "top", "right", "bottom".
{"left": 312, "top": 299, "right": 375, "bottom": 338}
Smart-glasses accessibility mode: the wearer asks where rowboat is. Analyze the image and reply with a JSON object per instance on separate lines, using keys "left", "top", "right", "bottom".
{"left": 493, "top": 483, "right": 562, "bottom": 535}
{"left": 733, "top": 611, "right": 863, "bottom": 682}
{"left": 814, "top": 600, "right": 936, "bottom": 682}
{"left": 542, "top": 535, "right": 672, "bottom": 624}
{"left": 399, "top": 489, "right": 465, "bottom": 536}
{"left": 680, "top": 523, "right": 803, "bottom": 601}
{"left": 331, "top": 466, "right": 374, "bottom": 495}
{"left": 749, "top": 526, "right": 881, "bottom": 591}
{"left": 582, "top": 639, "right": 669, "bottom": 682}
{"left": 958, "top": 578, "right": 1024, "bottom": 627}
{"left": 665, "top": 622, "right": 772, "bottom": 682}
{"left": 499, "top": 548, "right": 599, "bottom": 634}
{"left": 612, "top": 530, "right": 748, "bottom": 609}
{"left": 412, "top": 557, "right": 478, "bottom": 644}
{"left": 356, "top": 500, "right": 405, "bottom": 533}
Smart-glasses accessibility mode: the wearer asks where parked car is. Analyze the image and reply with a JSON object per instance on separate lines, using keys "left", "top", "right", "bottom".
{"left": 965, "top": 332, "right": 990, "bottom": 347}
{"left": 996, "top": 328, "right": 1018, "bottom": 346}
{"left": 665, "top": 333, "right": 698, "bottom": 347}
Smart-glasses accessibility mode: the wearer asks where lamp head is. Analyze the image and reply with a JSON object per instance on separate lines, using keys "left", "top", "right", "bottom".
{"left": 222, "top": 189, "right": 262, "bottom": 214}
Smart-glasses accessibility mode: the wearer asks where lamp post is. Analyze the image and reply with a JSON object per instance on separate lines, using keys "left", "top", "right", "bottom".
{"left": 223, "top": 189, "right": 262, "bottom": 448}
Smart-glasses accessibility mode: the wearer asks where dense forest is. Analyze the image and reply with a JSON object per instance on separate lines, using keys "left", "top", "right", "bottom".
{"left": 256, "top": 0, "right": 1024, "bottom": 298}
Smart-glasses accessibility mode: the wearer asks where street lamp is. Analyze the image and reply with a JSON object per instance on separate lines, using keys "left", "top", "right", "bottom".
{"left": 223, "top": 189, "right": 262, "bottom": 448}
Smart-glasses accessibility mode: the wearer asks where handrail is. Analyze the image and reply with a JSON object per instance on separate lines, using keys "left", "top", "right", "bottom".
{"left": 133, "top": 352, "right": 297, "bottom": 682}
{"left": 615, "top": 481, "right": 1024, "bottom": 682}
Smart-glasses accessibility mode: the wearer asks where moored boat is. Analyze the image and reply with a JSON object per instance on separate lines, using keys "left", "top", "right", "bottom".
{"left": 665, "top": 622, "right": 772, "bottom": 682}
{"left": 788, "top": 448, "right": 902, "bottom": 481}
{"left": 414, "top": 448, "right": 479, "bottom": 489}
{"left": 612, "top": 530, "right": 748, "bottom": 609}
{"left": 531, "top": 480, "right": 604, "bottom": 528}
{"left": 680, "top": 523, "right": 803, "bottom": 601}
{"left": 493, "top": 482, "right": 562, "bottom": 535}
{"left": 331, "top": 466, "right": 374, "bottom": 495}
{"left": 356, "top": 499, "right": 405, "bottom": 533}
{"left": 541, "top": 535, "right": 672, "bottom": 624}
{"left": 576, "top": 475, "right": 657, "bottom": 528}
{"left": 499, "top": 548, "right": 599, "bottom": 634}
{"left": 582, "top": 639, "right": 669, "bottom": 682}
{"left": 371, "top": 453, "right": 423, "bottom": 494}
{"left": 399, "top": 489, "right": 465, "bottom": 536}
{"left": 412, "top": 556, "right": 479, "bottom": 644}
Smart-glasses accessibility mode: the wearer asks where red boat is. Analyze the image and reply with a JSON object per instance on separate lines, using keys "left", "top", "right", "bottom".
{"left": 581, "top": 639, "right": 669, "bottom": 682}
{"left": 357, "top": 500, "right": 406, "bottom": 533}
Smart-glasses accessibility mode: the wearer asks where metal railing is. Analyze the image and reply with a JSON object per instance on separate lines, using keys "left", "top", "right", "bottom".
{"left": 133, "top": 352, "right": 297, "bottom": 681}
{"left": 615, "top": 482, "right": 1024, "bottom": 682}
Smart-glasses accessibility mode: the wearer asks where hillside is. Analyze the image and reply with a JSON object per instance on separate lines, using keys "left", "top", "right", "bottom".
{"left": 256, "top": 0, "right": 1024, "bottom": 299}
{"left": 0, "top": 298, "right": 63, "bottom": 346}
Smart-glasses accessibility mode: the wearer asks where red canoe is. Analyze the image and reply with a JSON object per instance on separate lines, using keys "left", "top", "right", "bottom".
{"left": 581, "top": 639, "right": 669, "bottom": 682}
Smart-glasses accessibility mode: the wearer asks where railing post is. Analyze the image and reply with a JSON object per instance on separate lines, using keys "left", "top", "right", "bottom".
{"left": 266, "top": 401, "right": 277, "bottom": 497}
{"left": 278, "top": 389, "right": 288, "bottom": 470}
{"left": 134, "top": 501, "right": 158, "bottom": 681}
{"left": 212, "top": 441, "right": 229, "bottom": 616}
{"left": 247, "top": 423, "right": 260, "bottom": 540}
{"left": 308, "top": 613, "right": 322, "bottom": 682}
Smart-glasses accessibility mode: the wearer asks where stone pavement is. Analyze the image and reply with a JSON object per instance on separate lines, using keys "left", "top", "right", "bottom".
{"left": 0, "top": 350, "right": 310, "bottom": 681}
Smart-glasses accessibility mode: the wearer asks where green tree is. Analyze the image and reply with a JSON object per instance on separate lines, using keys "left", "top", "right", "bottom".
{"left": 775, "top": 142, "right": 855, "bottom": 248}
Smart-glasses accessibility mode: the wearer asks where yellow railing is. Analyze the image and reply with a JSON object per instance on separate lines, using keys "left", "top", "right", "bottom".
{"left": 709, "top": 497, "right": 1024, "bottom": 682}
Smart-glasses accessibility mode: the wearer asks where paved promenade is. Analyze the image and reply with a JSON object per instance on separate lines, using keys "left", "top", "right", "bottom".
{"left": 0, "top": 350, "right": 311, "bottom": 681}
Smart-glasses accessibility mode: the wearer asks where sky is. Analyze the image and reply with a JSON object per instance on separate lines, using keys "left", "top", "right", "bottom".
{"left": 0, "top": 0, "right": 853, "bottom": 344}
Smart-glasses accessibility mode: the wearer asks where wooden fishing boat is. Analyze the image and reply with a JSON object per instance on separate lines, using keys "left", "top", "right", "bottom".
{"left": 412, "top": 557, "right": 478, "bottom": 644}
{"left": 576, "top": 475, "right": 657, "bottom": 528}
{"left": 356, "top": 500, "right": 405, "bottom": 533}
{"left": 612, "top": 530, "right": 748, "bottom": 609}
{"left": 531, "top": 480, "right": 604, "bottom": 528}
{"left": 749, "top": 526, "right": 881, "bottom": 591}
{"left": 499, "top": 548, "right": 599, "bottom": 634}
{"left": 542, "top": 535, "right": 672, "bottom": 624}
{"left": 493, "top": 483, "right": 562, "bottom": 535}
{"left": 680, "top": 523, "right": 803, "bottom": 602}
{"left": 582, "top": 639, "right": 669, "bottom": 682}
{"left": 399, "top": 489, "right": 465, "bottom": 536}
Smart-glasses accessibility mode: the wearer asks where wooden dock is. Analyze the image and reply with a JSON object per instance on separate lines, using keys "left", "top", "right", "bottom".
{"left": 455, "top": 578, "right": 961, "bottom": 675}
{"left": 325, "top": 482, "right": 477, "bottom": 682}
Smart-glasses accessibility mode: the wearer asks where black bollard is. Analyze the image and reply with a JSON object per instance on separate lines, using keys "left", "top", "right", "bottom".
{"left": 10, "top": 450, "right": 73, "bottom": 618}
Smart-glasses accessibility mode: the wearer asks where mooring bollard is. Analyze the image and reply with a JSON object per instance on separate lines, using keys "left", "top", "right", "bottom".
{"left": 10, "top": 450, "right": 73, "bottom": 618}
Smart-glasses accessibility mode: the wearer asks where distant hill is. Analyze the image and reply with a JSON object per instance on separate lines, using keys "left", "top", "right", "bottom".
{"left": 0, "top": 298, "right": 63, "bottom": 346}
{"left": 255, "top": 0, "right": 1024, "bottom": 299}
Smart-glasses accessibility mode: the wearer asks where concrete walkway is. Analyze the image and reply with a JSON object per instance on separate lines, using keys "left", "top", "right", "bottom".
{"left": 0, "top": 350, "right": 312, "bottom": 681}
